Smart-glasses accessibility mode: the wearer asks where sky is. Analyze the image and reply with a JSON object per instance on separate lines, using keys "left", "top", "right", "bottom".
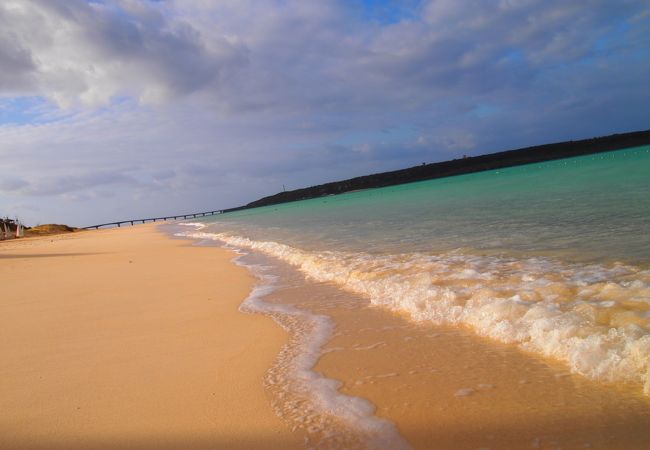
{"left": 0, "top": 0, "right": 649, "bottom": 227}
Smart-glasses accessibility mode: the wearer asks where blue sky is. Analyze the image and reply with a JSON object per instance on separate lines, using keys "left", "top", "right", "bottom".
{"left": 359, "top": 0, "right": 422, "bottom": 23}
{"left": 0, "top": 0, "right": 649, "bottom": 226}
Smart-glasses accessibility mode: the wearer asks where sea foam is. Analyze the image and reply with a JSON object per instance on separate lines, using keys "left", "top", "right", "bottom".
{"left": 225, "top": 245, "right": 410, "bottom": 449}
{"left": 180, "top": 227, "right": 650, "bottom": 396}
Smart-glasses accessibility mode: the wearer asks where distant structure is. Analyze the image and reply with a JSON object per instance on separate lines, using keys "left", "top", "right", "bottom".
{"left": 82, "top": 210, "right": 223, "bottom": 230}
{"left": 1, "top": 217, "right": 22, "bottom": 240}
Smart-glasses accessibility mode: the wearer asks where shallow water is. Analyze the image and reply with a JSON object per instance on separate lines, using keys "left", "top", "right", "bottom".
{"left": 175, "top": 145, "right": 650, "bottom": 447}
{"left": 204, "top": 146, "right": 650, "bottom": 264}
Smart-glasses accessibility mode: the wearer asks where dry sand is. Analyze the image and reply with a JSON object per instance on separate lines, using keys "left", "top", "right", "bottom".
{"left": 0, "top": 225, "right": 303, "bottom": 449}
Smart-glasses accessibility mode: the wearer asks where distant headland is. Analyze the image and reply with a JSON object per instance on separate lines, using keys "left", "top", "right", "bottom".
{"left": 59, "top": 129, "right": 650, "bottom": 231}
{"left": 225, "top": 129, "right": 650, "bottom": 212}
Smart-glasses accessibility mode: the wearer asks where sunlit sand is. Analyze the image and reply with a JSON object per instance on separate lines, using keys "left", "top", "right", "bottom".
{"left": 0, "top": 225, "right": 303, "bottom": 449}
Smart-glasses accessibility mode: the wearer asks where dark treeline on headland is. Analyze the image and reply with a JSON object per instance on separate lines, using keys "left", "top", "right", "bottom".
{"left": 226, "top": 130, "right": 650, "bottom": 212}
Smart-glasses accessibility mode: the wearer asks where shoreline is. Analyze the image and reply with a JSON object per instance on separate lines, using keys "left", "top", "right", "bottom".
{"left": 225, "top": 246, "right": 411, "bottom": 449}
{"left": 0, "top": 224, "right": 303, "bottom": 449}
{"left": 183, "top": 228, "right": 650, "bottom": 398}
{"left": 180, "top": 224, "right": 650, "bottom": 449}
{"left": 233, "top": 238, "right": 650, "bottom": 450}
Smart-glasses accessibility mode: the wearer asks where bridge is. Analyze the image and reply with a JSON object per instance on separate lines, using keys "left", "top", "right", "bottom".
{"left": 82, "top": 210, "right": 222, "bottom": 230}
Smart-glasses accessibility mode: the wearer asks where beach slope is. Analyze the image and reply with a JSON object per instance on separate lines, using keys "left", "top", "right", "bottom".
{"left": 0, "top": 225, "right": 301, "bottom": 449}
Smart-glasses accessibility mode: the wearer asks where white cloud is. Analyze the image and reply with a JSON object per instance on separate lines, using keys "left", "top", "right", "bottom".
{"left": 0, "top": 0, "right": 245, "bottom": 106}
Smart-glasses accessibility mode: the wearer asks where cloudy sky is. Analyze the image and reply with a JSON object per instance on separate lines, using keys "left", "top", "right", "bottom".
{"left": 1, "top": 0, "right": 648, "bottom": 226}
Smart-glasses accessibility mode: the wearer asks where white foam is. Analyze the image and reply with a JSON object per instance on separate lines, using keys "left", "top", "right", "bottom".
{"left": 177, "top": 228, "right": 650, "bottom": 396}
{"left": 177, "top": 222, "right": 207, "bottom": 229}
{"left": 454, "top": 388, "right": 475, "bottom": 397}
{"left": 352, "top": 342, "right": 387, "bottom": 351}
{"left": 224, "top": 243, "right": 410, "bottom": 449}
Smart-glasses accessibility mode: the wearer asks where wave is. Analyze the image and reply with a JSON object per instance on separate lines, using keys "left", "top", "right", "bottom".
{"left": 180, "top": 226, "right": 650, "bottom": 397}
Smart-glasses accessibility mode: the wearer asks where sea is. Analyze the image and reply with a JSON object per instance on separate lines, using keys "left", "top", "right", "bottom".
{"left": 174, "top": 145, "right": 650, "bottom": 449}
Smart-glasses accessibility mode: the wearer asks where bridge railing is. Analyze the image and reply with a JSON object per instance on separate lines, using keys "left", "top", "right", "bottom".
{"left": 82, "top": 210, "right": 223, "bottom": 230}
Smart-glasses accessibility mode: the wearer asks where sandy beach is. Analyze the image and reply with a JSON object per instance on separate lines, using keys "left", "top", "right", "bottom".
{"left": 3, "top": 224, "right": 650, "bottom": 450}
{"left": 0, "top": 225, "right": 303, "bottom": 449}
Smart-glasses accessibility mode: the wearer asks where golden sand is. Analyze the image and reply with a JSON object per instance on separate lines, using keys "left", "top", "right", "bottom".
{"left": 0, "top": 225, "right": 303, "bottom": 449}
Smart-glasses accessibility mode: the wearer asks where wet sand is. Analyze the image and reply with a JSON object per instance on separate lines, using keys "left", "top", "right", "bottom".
{"left": 0, "top": 225, "right": 303, "bottom": 449}
{"left": 319, "top": 307, "right": 650, "bottom": 450}
{"left": 259, "top": 260, "right": 650, "bottom": 450}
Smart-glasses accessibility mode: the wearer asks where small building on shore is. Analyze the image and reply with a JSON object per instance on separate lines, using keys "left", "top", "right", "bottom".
{"left": 1, "top": 218, "right": 23, "bottom": 240}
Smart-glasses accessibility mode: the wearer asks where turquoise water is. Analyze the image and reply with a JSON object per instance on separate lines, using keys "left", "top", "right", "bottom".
{"left": 205, "top": 147, "right": 650, "bottom": 264}
{"left": 181, "top": 146, "right": 650, "bottom": 397}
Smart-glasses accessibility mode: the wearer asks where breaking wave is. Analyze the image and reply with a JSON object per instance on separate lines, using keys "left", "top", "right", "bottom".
{"left": 180, "top": 226, "right": 650, "bottom": 396}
